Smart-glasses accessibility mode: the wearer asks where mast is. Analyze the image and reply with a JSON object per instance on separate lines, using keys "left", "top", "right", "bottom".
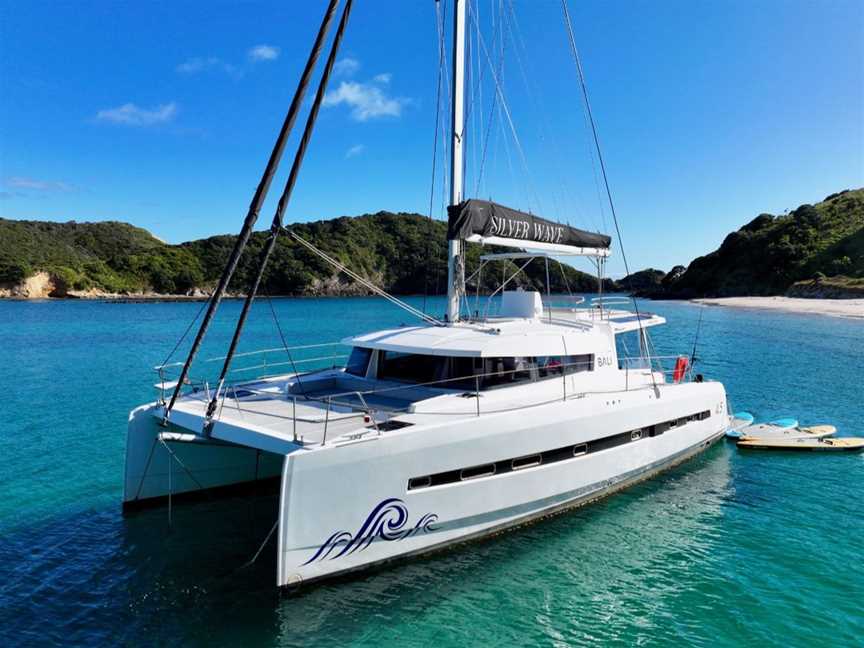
{"left": 446, "top": 0, "right": 467, "bottom": 323}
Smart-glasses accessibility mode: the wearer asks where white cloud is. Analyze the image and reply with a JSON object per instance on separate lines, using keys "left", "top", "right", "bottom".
{"left": 96, "top": 102, "right": 178, "bottom": 126}
{"left": 248, "top": 44, "right": 280, "bottom": 62}
{"left": 177, "top": 57, "right": 215, "bottom": 73}
{"left": 334, "top": 57, "right": 360, "bottom": 77}
{"left": 323, "top": 81, "right": 405, "bottom": 121}
{"left": 4, "top": 176, "right": 76, "bottom": 192}
{"left": 372, "top": 73, "right": 392, "bottom": 84}
{"left": 344, "top": 144, "right": 365, "bottom": 159}
{"left": 176, "top": 56, "right": 239, "bottom": 77}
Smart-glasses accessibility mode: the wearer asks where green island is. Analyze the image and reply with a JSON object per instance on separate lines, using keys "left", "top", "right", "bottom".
{"left": 0, "top": 211, "right": 613, "bottom": 299}
{"left": 622, "top": 188, "right": 864, "bottom": 299}
{"left": 2, "top": 188, "right": 861, "bottom": 300}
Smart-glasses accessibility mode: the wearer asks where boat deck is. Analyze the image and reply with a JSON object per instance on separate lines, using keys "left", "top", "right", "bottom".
{"left": 157, "top": 374, "right": 460, "bottom": 454}
{"left": 160, "top": 388, "right": 365, "bottom": 453}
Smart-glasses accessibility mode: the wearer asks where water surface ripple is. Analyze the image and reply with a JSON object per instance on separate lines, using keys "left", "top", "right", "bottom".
{"left": 1, "top": 297, "right": 862, "bottom": 646}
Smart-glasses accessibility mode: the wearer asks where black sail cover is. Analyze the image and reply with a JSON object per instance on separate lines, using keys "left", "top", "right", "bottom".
{"left": 447, "top": 199, "right": 611, "bottom": 249}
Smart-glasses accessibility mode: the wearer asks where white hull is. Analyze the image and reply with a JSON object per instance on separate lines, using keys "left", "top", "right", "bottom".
{"left": 286, "top": 427, "right": 723, "bottom": 586}
{"left": 278, "top": 381, "right": 726, "bottom": 586}
{"left": 123, "top": 404, "right": 283, "bottom": 508}
{"left": 124, "top": 380, "right": 727, "bottom": 586}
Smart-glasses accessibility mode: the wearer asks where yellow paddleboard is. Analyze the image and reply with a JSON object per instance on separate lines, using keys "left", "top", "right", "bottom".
{"left": 737, "top": 436, "right": 864, "bottom": 452}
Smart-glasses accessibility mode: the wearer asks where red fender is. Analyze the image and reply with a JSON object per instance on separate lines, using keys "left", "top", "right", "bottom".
{"left": 673, "top": 356, "right": 689, "bottom": 383}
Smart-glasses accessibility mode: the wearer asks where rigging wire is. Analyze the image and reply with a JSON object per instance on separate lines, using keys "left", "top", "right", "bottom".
{"left": 469, "top": 2, "right": 543, "bottom": 214}
{"left": 462, "top": 0, "right": 497, "bottom": 198}
{"left": 438, "top": 0, "right": 453, "bottom": 296}
{"left": 263, "top": 289, "right": 305, "bottom": 392}
{"left": 473, "top": 77, "right": 499, "bottom": 198}
{"left": 472, "top": 0, "right": 484, "bottom": 198}
{"left": 465, "top": 8, "right": 475, "bottom": 198}
{"left": 501, "top": 0, "right": 565, "bottom": 223}
{"left": 434, "top": 0, "right": 452, "bottom": 299}
{"left": 159, "top": 293, "right": 211, "bottom": 370}
{"left": 423, "top": 0, "right": 447, "bottom": 313}
{"left": 560, "top": 0, "right": 655, "bottom": 387}
{"left": 495, "top": 96, "right": 520, "bottom": 208}
{"left": 689, "top": 304, "right": 706, "bottom": 370}
{"left": 481, "top": 1, "right": 522, "bottom": 209}
{"left": 556, "top": 259, "right": 574, "bottom": 297}
{"left": 503, "top": 0, "right": 601, "bottom": 236}
{"left": 286, "top": 228, "right": 442, "bottom": 326}
{"left": 472, "top": 0, "right": 505, "bottom": 198}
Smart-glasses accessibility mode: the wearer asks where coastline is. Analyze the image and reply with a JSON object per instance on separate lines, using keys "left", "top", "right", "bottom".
{"left": 691, "top": 296, "right": 864, "bottom": 319}
{"left": 0, "top": 292, "right": 425, "bottom": 303}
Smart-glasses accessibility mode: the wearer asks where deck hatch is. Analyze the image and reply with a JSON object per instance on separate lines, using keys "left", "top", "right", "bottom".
{"left": 375, "top": 420, "right": 414, "bottom": 432}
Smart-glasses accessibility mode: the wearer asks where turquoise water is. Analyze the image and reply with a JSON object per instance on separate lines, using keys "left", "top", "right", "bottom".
{"left": 1, "top": 297, "right": 862, "bottom": 646}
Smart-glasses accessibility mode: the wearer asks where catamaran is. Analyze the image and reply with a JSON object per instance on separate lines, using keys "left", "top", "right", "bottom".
{"left": 123, "top": 0, "right": 730, "bottom": 588}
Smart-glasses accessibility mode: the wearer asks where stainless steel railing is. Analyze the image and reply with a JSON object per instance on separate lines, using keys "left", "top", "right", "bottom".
{"left": 153, "top": 341, "right": 696, "bottom": 447}
{"left": 153, "top": 341, "right": 347, "bottom": 404}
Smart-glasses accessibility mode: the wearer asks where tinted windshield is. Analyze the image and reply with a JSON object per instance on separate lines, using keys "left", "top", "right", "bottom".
{"left": 378, "top": 351, "right": 448, "bottom": 384}
{"left": 345, "top": 347, "right": 372, "bottom": 377}
{"left": 374, "top": 351, "right": 594, "bottom": 390}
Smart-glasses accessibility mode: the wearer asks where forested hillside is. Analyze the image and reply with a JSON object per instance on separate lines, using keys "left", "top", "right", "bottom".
{"left": 5, "top": 188, "right": 859, "bottom": 300}
{"left": 0, "top": 211, "right": 610, "bottom": 298}
{"left": 628, "top": 189, "right": 864, "bottom": 298}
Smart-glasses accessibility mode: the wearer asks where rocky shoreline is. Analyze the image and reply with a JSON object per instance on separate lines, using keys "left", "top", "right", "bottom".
{"left": 0, "top": 270, "right": 385, "bottom": 301}
{"left": 0, "top": 271, "right": 209, "bottom": 300}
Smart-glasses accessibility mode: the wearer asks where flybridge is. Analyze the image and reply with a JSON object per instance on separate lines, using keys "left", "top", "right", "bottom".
{"left": 448, "top": 199, "right": 611, "bottom": 257}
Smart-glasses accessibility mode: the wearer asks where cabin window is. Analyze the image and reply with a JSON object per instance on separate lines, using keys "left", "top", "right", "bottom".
{"left": 616, "top": 331, "right": 646, "bottom": 369}
{"left": 536, "top": 354, "right": 594, "bottom": 378}
{"left": 406, "top": 408, "right": 711, "bottom": 490}
{"left": 368, "top": 352, "right": 593, "bottom": 391}
{"left": 408, "top": 475, "right": 432, "bottom": 490}
{"left": 378, "top": 351, "right": 447, "bottom": 384}
{"left": 345, "top": 347, "right": 373, "bottom": 377}
{"left": 511, "top": 454, "right": 542, "bottom": 470}
{"left": 480, "top": 357, "right": 536, "bottom": 389}
{"left": 653, "top": 422, "right": 671, "bottom": 435}
{"left": 461, "top": 463, "right": 496, "bottom": 480}
{"left": 444, "top": 356, "right": 482, "bottom": 390}
{"left": 537, "top": 356, "right": 564, "bottom": 377}
{"left": 564, "top": 354, "right": 594, "bottom": 374}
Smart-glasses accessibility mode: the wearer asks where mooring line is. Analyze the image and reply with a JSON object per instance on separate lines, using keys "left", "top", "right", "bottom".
{"left": 132, "top": 437, "right": 158, "bottom": 502}
{"left": 242, "top": 519, "right": 279, "bottom": 569}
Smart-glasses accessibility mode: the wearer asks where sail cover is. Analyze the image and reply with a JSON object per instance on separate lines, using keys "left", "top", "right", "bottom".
{"left": 447, "top": 199, "right": 611, "bottom": 251}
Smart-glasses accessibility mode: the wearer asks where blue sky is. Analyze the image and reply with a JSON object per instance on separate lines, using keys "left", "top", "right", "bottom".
{"left": 1, "top": 0, "right": 862, "bottom": 276}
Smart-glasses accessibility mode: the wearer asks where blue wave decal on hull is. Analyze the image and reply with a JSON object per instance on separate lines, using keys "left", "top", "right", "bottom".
{"left": 303, "top": 498, "right": 438, "bottom": 565}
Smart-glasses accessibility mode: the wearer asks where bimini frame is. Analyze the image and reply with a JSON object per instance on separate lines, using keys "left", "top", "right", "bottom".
{"left": 468, "top": 248, "right": 610, "bottom": 321}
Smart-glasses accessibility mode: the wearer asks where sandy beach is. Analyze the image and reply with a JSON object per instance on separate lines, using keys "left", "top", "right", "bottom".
{"left": 692, "top": 296, "right": 864, "bottom": 319}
